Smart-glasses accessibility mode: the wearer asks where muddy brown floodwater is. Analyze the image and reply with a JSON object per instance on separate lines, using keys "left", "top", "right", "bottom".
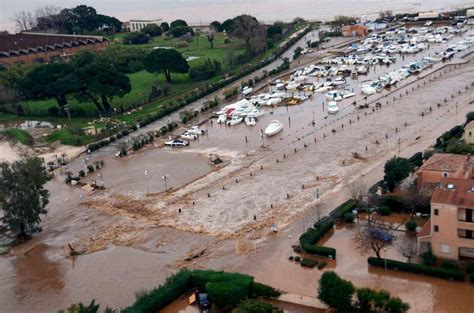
{"left": 1, "top": 29, "right": 474, "bottom": 312}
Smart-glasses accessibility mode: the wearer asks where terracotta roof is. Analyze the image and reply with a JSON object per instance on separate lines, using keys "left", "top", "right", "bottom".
{"left": 0, "top": 32, "right": 107, "bottom": 57}
{"left": 431, "top": 177, "right": 474, "bottom": 208}
{"left": 417, "top": 218, "right": 431, "bottom": 238}
{"left": 418, "top": 153, "right": 471, "bottom": 173}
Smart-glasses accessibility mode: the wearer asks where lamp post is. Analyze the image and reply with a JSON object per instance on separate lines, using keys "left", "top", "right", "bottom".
{"left": 316, "top": 188, "right": 321, "bottom": 221}
{"left": 98, "top": 173, "right": 104, "bottom": 187}
{"left": 398, "top": 136, "right": 401, "bottom": 153}
{"left": 162, "top": 174, "right": 169, "bottom": 191}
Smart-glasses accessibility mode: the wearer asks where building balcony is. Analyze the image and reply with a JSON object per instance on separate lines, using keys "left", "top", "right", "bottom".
{"left": 458, "top": 221, "right": 474, "bottom": 231}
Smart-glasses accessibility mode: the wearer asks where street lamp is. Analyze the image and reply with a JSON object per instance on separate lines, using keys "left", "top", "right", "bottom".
{"left": 316, "top": 188, "right": 321, "bottom": 221}
{"left": 162, "top": 174, "right": 169, "bottom": 191}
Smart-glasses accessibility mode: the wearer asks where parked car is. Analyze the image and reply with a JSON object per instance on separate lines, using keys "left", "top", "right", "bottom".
{"left": 164, "top": 139, "right": 189, "bottom": 147}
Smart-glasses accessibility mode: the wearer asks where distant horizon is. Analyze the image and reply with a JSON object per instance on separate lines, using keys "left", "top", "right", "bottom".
{"left": 1, "top": 0, "right": 473, "bottom": 32}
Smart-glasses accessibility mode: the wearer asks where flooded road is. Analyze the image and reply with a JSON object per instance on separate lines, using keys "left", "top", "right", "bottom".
{"left": 1, "top": 28, "right": 474, "bottom": 312}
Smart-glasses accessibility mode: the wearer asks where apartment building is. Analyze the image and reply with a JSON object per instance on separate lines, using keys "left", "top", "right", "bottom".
{"left": 126, "top": 19, "right": 162, "bottom": 32}
{"left": 418, "top": 177, "right": 474, "bottom": 260}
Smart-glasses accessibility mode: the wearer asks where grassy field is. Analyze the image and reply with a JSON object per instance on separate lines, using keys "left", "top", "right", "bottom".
{"left": 0, "top": 128, "right": 34, "bottom": 146}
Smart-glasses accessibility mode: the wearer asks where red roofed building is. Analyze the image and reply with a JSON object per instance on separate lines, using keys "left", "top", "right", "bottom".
{"left": 418, "top": 177, "right": 474, "bottom": 260}
{"left": 341, "top": 25, "right": 368, "bottom": 37}
{"left": 416, "top": 153, "right": 474, "bottom": 191}
{"left": 0, "top": 32, "right": 109, "bottom": 68}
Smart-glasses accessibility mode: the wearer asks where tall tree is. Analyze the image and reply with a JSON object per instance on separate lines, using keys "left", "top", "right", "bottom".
{"left": 0, "top": 157, "right": 51, "bottom": 239}
{"left": 170, "top": 19, "right": 187, "bottom": 28}
{"left": 18, "top": 63, "right": 74, "bottom": 109}
{"left": 383, "top": 157, "right": 413, "bottom": 192}
{"left": 68, "top": 62, "right": 131, "bottom": 114}
{"left": 160, "top": 22, "right": 170, "bottom": 32}
{"left": 230, "top": 15, "right": 266, "bottom": 55}
{"left": 143, "top": 49, "right": 189, "bottom": 83}
{"left": 318, "top": 271, "right": 355, "bottom": 313}
{"left": 13, "top": 10, "right": 35, "bottom": 32}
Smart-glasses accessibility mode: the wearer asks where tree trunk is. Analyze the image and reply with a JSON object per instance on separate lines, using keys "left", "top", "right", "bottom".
{"left": 55, "top": 94, "right": 68, "bottom": 107}
{"left": 164, "top": 69, "right": 171, "bottom": 83}
{"left": 101, "top": 95, "right": 112, "bottom": 113}
{"left": 17, "top": 222, "right": 27, "bottom": 240}
{"left": 83, "top": 91, "right": 104, "bottom": 113}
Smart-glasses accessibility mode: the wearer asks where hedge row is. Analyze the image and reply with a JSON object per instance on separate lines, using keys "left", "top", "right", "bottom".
{"left": 121, "top": 270, "right": 281, "bottom": 313}
{"left": 84, "top": 25, "right": 313, "bottom": 153}
{"left": 299, "top": 219, "right": 336, "bottom": 258}
{"left": 367, "top": 257, "right": 466, "bottom": 281}
{"left": 329, "top": 199, "right": 357, "bottom": 220}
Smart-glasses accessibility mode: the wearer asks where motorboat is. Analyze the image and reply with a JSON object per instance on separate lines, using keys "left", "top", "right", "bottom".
{"left": 356, "top": 66, "right": 368, "bottom": 74}
{"left": 325, "top": 91, "right": 342, "bottom": 101}
{"left": 340, "top": 90, "right": 355, "bottom": 99}
{"left": 264, "top": 120, "right": 283, "bottom": 136}
{"left": 286, "top": 82, "right": 300, "bottom": 90}
{"left": 216, "top": 114, "right": 227, "bottom": 124}
{"left": 244, "top": 117, "right": 256, "bottom": 126}
{"left": 327, "top": 101, "right": 339, "bottom": 114}
{"left": 226, "top": 115, "right": 243, "bottom": 126}
{"left": 361, "top": 85, "right": 377, "bottom": 95}
{"left": 181, "top": 132, "right": 198, "bottom": 140}
{"left": 245, "top": 108, "right": 265, "bottom": 118}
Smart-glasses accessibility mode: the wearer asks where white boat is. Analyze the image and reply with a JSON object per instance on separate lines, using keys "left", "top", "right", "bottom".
{"left": 264, "top": 120, "right": 283, "bottom": 136}
{"left": 226, "top": 115, "right": 243, "bottom": 126}
{"left": 340, "top": 90, "right": 355, "bottom": 99}
{"left": 244, "top": 117, "right": 256, "bottom": 126}
{"left": 181, "top": 132, "right": 198, "bottom": 140}
{"left": 187, "top": 126, "right": 205, "bottom": 135}
{"left": 361, "top": 85, "right": 377, "bottom": 95}
{"left": 327, "top": 101, "right": 339, "bottom": 114}
{"left": 245, "top": 108, "right": 265, "bottom": 118}
{"left": 286, "top": 82, "right": 300, "bottom": 90}
{"left": 216, "top": 114, "right": 227, "bottom": 124}
{"left": 356, "top": 66, "right": 368, "bottom": 74}
{"left": 325, "top": 91, "right": 342, "bottom": 101}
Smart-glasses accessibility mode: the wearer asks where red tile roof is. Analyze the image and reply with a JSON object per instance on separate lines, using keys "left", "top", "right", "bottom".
{"left": 431, "top": 177, "right": 474, "bottom": 208}
{"left": 418, "top": 153, "right": 471, "bottom": 173}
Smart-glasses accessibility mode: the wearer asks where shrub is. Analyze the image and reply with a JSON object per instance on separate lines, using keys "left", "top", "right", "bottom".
{"left": 300, "top": 258, "right": 318, "bottom": 268}
{"left": 405, "top": 220, "right": 417, "bottom": 232}
{"left": 123, "top": 32, "right": 150, "bottom": 45}
{"left": 378, "top": 206, "right": 391, "bottom": 216}
{"left": 294, "top": 256, "right": 301, "bottom": 262}
{"left": 223, "top": 87, "right": 239, "bottom": 99}
{"left": 86, "top": 164, "right": 95, "bottom": 173}
{"left": 224, "top": 37, "right": 231, "bottom": 44}
{"left": 318, "top": 271, "right": 355, "bottom": 313}
{"left": 289, "top": 256, "right": 294, "bottom": 261}
{"left": 466, "top": 261, "right": 474, "bottom": 274}
{"left": 176, "top": 40, "right": 189, "bottom": 48}
{"left": 141, "top": 24, "right": 162, "bottom": 37}
{"left": 368, "top": 257, "right": 465, "bottom": 281}
{"left": 189, "top": 59, "right": 222, "bottom": 81}
{"left": 167, "top": 26, "right": 194, "bottom": 37}
{"left": 250, "top": 282, "right": 281, "bottom": 298}
{"left": 330, "top": 199, "right": 357, "bottom": 220}
{"left": 422, "top": 251, "right": 437, "bottom": 266}
{"left": 206, "top": 281, "right": 250, "bottom": 311}
{"left": 380, "top": 194, "right": 404, "bottom": 212}
{"left": 123, "top": 270, "right": 191, "bottom": 312}
{"left": 300, "top": 219, "right": 336, "bottom": 258}
{"left": 317, "top": 261, "right": 327, "bottom": 269}
{"left": 441, "top": 259, "right": 459, "bottom": 270}
{"left": 344, "top": 212, "right": 355, "bottom": 223}
{"left": 237, "top": 299, "right": 283, "bottom": 313}
{"left": 408, "top": 152, "right": 423, "bottom": 167}
{"left": 78, "top": 170, "right": 85, "bottom": 177}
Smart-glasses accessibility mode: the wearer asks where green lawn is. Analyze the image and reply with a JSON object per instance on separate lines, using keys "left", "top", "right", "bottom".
{"left": 0, "top": 128, "right": 34, "bottom": 146}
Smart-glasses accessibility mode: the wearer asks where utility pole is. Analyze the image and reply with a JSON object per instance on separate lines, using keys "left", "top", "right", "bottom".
{"left": 162, "top": 174, "right": 169, "bottom": 191}
{"left": 316, "top": 188, "right": 321, "bottom": 221}
{"left": 144, "top": 170, "right": 149, "bottom": 194}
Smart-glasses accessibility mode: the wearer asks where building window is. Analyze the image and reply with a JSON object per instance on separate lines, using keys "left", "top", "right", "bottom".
{"left": 440, "top": 244, "right": 450, "bottom": 254}
{"left": 443, "top": 172, "right": 448, "bottom": 177}
{"left": 434, "top": 209, "right": 439, "bottom": 216}
{"left": 469, "top": 131, "right": 472, "bottom": 136}
{"left": 434, "top": 225, "right": 439, "bottom": 232}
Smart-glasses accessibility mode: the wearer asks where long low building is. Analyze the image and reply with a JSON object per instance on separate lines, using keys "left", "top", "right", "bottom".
{"left": 0, "top": 32, "right": 109, "bottom": 68}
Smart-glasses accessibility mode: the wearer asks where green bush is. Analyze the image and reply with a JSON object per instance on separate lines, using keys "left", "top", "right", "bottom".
{"left": 189, "top": 59, "right": 222, "bottom": 81}
{"left": 123, "top": 32, "right": 150, "bottom": 45}
{"left": 422, "top": 251, "right": 437, "bottom": 266}
{"left": 78, "top": 170, "right": 85, "bottom": 177}
{"left": 300, "top": 258, "right": 318, "bottom": 268}
{"left": 330, "top": 199, "right": 357, "bottom": 220}
{"left": 441, "top": 259, "right": 459, "bottom": 270}
{"left": 300, "top": 219, "right": 336, "bottom": 258}
{"left": 408, "top": 152, "right": 423, "bottom": 167}
{"left": 344, "top": 212, "right": 355, "bottom": 223}
{"left": 405, "top": 220, "right": 417, "bottom": 232}
{"left": 206, "top": 281, "right": 250, "bottom": 311}
{"left": 237, "top": 299, "right": 283, "bottom": 313}
{"left": 378, "top": 206, "right": 391, "bottom": 216}
{"left": 317, "top": 261, "right": 327, "bottom": 269}
{"left": 368, "top": 257, "right": 465, "bottom": 281}
{"left": 466, "top": 261, "right": 474, "bottom": 274}
{"left": 122, "top": 270, "right": 191, "bottom": 312}
{"left": 380, "top": 194, "right": 404, "bottom": 212}
{"left": 294, "top": 256, "right": 301, "bottom": 262}
{"left": 250, "top": 282, "right": 281, "bottom": 298}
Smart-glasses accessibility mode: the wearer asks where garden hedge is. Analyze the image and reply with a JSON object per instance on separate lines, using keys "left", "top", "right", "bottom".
{"left": 330, "top": 199, "right": 357, "bottom": 220}
{"left": 300, "top": 219, "right": 336, "bottom": 258}
{"left": 367, "top": 257, "right": 466, "bottom": 281}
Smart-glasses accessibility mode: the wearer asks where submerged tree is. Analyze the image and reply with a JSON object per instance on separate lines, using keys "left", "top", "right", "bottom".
{"left": 0, "top": 157, "right": 51, "bottom": 239}
{"left": 383, "top": 157, "right": 413, "bottom": 192}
